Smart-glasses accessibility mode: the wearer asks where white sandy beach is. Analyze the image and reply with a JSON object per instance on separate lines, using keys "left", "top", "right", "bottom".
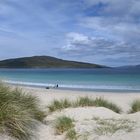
{"left": 21, "top": 86, "right": 140, "bottom": 113}
{"left": 1, "top": 86, "right": 140, "bottom": 140}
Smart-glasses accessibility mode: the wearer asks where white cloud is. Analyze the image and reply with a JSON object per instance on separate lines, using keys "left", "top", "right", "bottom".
{"left": 66, "top": 32, "right": 90, "bottom": 46}
{"left": 61, "top": 32, "right": 140, "bottom": 63}
{"left": 63, "top": 32, "right": 95, "bottom": 51}
{"left": 60, "top": 31, "right": 140, "bottom": 66}
{"left": 63, "top": 32, "right": 118, "bottom": 52}
{"left": 80, "top": 0, "right": 140, "bottom": 46}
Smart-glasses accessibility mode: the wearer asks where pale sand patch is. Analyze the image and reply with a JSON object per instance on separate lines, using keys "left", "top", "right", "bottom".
{"left": 1, "top": 86, "right": 140, "bottom": 140}
{"left": 47, "top": 107, "right": 121, "bottom": 121}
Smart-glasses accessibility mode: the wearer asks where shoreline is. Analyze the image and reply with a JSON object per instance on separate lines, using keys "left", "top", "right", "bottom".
{"left": 5, "top": 81, "right": 140, "bottom": 93}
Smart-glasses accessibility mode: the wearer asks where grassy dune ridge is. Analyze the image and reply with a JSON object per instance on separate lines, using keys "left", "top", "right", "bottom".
{"left": 48, "top": 97, "right": 122, "bottom": 113}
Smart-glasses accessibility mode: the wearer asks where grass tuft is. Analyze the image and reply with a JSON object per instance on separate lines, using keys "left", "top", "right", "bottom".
{"left": 0, "top": 84, "right": 46, "bottom": 140}
{"left": 94, "top": 118, "right": 135, "bottom": 136}
{"left": 129, "top": 99, "right": 140, "bottom": 113}
{"left": 48, "top": 97, "right": 121, "bottom": 113}
{"left": 66, "top": 128, "right": 77, "bottom": 140}
{"left": 73, "top": 96, "right": 94, "bottom": 107}
{"left": 55, "top": 116, "right": 74, "bottom": 135}
{"left": 93, "top": 97, "right": 121, "bottom": 113}
{"left": 48, "top": 99, "right": 72, "bottom": 112}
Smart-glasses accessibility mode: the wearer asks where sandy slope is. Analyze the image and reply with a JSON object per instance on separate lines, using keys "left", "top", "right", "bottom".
{"left": 1, "top": 86, "right": 140, "bottom": 140}
{"left": 45, "top": 107, "right": 140, "bottom": 140}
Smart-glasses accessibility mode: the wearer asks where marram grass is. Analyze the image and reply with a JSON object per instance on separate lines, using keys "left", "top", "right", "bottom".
{"left": 129, "top": 99, "right": 140, "bottom": 113}
{"left": 0, "top": 84, "right": 46, "bottom": 140}
{"left": 48, "top": 99, "right": 72, "bottom": 112}
{"left": 94, "top": 118, "right": 135, "bottom": 135}
{"left": 66, "top": 128, "right": 77, "bottom": 140}
{"left": 54, "top": 116, "right": 74, "bottom": 135}
{"left": 48, "top": 97, "right": 121, "bottom": 113}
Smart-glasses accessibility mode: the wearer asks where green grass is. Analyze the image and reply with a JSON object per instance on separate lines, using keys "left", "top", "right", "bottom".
{"left": 129, "top": 99, "right": 140, "bottom": 113}
{"left": 73, "top": 96, "right": 95, "bottom": 107}
{"left": 94, "top": 118, "right": 135, "bottom": 136}
{"left": 54, "top": 116, "right": 74, "bottom": 135}
{"left": 0, "top": 84, "right": 46, "bottom": 140}
{"left": 93, "top": 97, "right": 121, "bottom": 113}
{"left": 75, "top": 97, "right": 122, "bottom": 113}
{"left": 48, "top": 97, "right": 121, "bottom": 113}
{"left": 48, "top": 99, "right": 72, "bottom": 112}
{"left": 66, "top": 128, "right": 77, "bottom": 140}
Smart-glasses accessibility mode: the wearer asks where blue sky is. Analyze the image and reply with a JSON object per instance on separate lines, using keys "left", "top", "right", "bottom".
{"left": 0, "top": 0, "right": 140, "bottom": 66}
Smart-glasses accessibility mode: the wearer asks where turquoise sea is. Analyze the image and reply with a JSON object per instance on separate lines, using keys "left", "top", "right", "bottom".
{"left": 0, "top": 68, "right": 140, "bottom": 92}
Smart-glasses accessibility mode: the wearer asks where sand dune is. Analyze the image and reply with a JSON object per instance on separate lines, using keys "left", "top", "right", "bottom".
{"left": 1, "top": 86, "right": 140, "bottom": 140}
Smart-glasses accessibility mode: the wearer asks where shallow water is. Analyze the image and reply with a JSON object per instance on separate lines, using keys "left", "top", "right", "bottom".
{"left": 0, "top": 68, "right": 140, "bottom": 92}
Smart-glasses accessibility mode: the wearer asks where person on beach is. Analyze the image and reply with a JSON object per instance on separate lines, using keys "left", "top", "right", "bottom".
{"left": 54, "top": 84, "right": 58, "bottom": 88}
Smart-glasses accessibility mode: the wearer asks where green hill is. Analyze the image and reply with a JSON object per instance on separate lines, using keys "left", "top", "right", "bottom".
{"left": 0, "top": 56, "right": 105, "bottom": 68}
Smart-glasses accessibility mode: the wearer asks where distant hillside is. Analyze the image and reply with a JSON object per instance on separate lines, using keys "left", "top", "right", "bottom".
{"left": 0, "top": 56, "right": 105, "bottom": 68}
{"left": 116, "top": 65, "right": 140, "bottom": 69}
